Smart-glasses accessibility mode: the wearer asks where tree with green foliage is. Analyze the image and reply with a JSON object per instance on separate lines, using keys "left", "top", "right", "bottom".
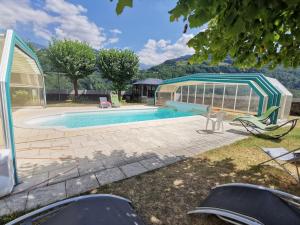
{"left": 113, "top": 0, "right": 300, "bottom": 69}
{"left": 47, "top": 40, "right": 96, "bottom": 97}
{"left": 96, "top": 49, "right": 139, "bottom": 100}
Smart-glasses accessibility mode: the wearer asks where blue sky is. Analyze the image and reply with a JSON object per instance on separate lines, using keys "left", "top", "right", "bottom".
{"left": 0, "top": 0, "right": 203, "bottom": 66}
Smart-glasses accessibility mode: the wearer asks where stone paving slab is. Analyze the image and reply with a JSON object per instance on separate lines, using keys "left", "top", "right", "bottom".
{"left": 139, "top": 157, "right": 165, "bottom": 170}
{"left": 48, "top": 166, "right": 79, "bottom": 185}
{"left": 78, "top": 159, "right": 105, "bottom": 176}
{"left": 26, "top": 182, "right": 66, "bottom": 210}
{"left": 13, "top": 172, "right": 49, "bottom": 193}
{"left": 101, "top": 156, "right": 127, "bottom": 169}
{"left": 0, "top": 200, "right": 10, "bottom": 216}
{"left": 95, "top": 167, "right": 125, "bottom": 185}
{"left": 120, "top": 162, "right": 148, "bottom": 177}
{"left": 66, "top": 174, "right": 99, "bottom": 197}
{"left": 4, "top": 192, "right": 28, "bottom": 214}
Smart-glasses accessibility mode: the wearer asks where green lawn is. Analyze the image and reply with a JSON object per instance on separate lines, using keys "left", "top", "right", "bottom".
{"left": 1, "top": 118, "right": 300, "bottom": 225}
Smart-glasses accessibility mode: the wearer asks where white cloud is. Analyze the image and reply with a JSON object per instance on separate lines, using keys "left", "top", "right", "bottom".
{"left": 107, "top": 37, "right": 119, "bottom": 44}
{"left": 107, "top": 28, "right": 122, "bottom": 45}
{"left": 44, "top": 0, "right": 107, "bottom": 48}
{"left": 0, "top": 0, "right": 120, "bottom": 48}
{"left": 138, "top": 34, "right": 195, "bottom": 66}
{"left": 45, "top": 0, "right": 87, "bottom": 15}
{"left": 0, "top": 0, "right": 54, "bottom": 40}
{"left": 110, "top": 29, "right": 122, "bottom": 34}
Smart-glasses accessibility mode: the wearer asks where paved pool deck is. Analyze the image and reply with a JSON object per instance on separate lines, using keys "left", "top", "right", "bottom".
{"left": 0, "top": 105, "right": 248, "bottom": 216}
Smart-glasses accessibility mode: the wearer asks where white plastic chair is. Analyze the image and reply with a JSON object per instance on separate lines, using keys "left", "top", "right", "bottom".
{"left": 206, "top": 111, "right": 226, "bottom": 132}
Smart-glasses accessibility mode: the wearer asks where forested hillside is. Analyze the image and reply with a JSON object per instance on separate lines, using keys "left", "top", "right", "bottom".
{"left": 138, "top": 55, "right": 300, "bottom": 97}
{"left": 33, "top": 43, "right": 300, "bottom": 98}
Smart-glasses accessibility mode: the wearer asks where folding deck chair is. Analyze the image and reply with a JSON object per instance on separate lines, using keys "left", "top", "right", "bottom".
{"left": 110, "top": 94, "right": 121, "bottom": 107}
{"left": 188, "top": 183, "right": 300, "bottom": 225}
{"left": 258, "top": 146, "right": 300, "bottom": 182}
{"left": 99, "top": 97, "right": 111, "bottom": 108}
{"left": 6, "top": 194, "right": 146, "bottom": 225}
{"left": 234, "top": 117, "right": 298, "bottom": 139}
{"left": 234, "top": 106, "right": 280, "bottom": 124}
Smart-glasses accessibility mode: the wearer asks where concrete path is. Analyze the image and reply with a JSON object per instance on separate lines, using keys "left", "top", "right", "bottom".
{"left": 0, "top": 106, "right": 248, "bottom": 216}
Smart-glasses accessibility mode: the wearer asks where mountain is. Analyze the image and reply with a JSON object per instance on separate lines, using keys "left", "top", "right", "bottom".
{"left": 139, "top": 55, "right": 300, "bottom": 97}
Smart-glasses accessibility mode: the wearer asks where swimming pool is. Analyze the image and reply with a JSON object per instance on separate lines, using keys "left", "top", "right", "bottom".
{"left": 27, "top": 108, "right": 198, "bottom": 129}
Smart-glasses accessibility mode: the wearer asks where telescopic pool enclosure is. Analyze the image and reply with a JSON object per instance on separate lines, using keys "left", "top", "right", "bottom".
{"left": 0, "top": 30, "right": 46, "bottom": 196}
{"left": 155, "top": 73, "right": 292, "bottom": 123}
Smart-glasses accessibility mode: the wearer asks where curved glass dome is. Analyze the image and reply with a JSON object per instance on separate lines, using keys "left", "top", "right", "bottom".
{"left": 156, "top": 73, "right": 292, "bottom": 123}
{"left": 0, "top": 30, "right": 45, "bottom": 196}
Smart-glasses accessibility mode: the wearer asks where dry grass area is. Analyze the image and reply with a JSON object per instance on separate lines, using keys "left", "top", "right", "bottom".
{"left": 1, "top": 117, "right": 300, "bottom": 225}
{"left": 95, "top": 119, "right": 300, "bottom": 225}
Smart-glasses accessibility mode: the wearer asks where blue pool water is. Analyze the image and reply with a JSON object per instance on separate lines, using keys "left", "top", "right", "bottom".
{"left": 28, "top": 108, "right": 198, "bottom": 129}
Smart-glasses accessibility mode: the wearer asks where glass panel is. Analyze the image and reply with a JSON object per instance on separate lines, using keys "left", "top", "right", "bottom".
{"left": 175, "top": 87, "right": 181, "bottom": 101}
{"left": 11, "top": 87, "right": 43, "bottom": 107}
{"left": 249, "top": 90, "right": 260, "bottom": 114}
{"left": 188, "top": 85, "right": 196, "bottom": 103}
{"left": 0, "top": 108, "right": 6, "bottom": 149}
{"left": 0, "top": 36, "right": 4, "bottom": 60}
{"left": 223, "top": 84, "right": 237, "bottom": 110}
{"left": 235, "top": 84, "right": 251, "bottom": 112}
{"left": 195, "top": 84, "right": 204, "bottom": 104}
{"left": 40, "top": 88, "right": 45, "bottom": 106}
{"left": 181, "top": 86, "right": 188, "bottom": 102}
{"left": 283, "top": 95, "right": 292, "bottom": 120}
{"left": 10, "top": 46, "right": 44, "bottom": 107}
{"left": 156, "top": 92, "right": 172, "bottom": 105}
{"left": 262, "top": 96, "right": 268, "bottom": 114}
{"left": 10, "top": 73, "right": 42, "bottom": 87}
{"left": 277, "top": 96, "right": 285, "bottom": 119}
{"left": 213, "top": 84, "right": 224, "bottom": 109}
{"left": 204, "top": 83, "right": 214, "bottom": 105}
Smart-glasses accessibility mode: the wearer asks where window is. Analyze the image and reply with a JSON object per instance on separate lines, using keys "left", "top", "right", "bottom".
{"left": 188, "top": 85, "right": 196, "bottom": 103}
{"left": 235, "top": 84, "right": 251, "bottom": 112}
{"left": 181, "top": 86, "right": 188, "bottom": 102}
{"left": 213, "top": 84, "right": 224, "bottom": 109}
{"left": 204, "top": 83, "right": 214, "bottom": 105}
{"left": 249, "top": 90, "right": 260, "bottom": 113}
{"left": 147, "top": 85, "right": 156, "bottom": 98}
{"left": 195, "top": 84, "right": 204, "bottom": 104}
{"left": 175, "top": 87, "right": 181, "bottom": 101}
{"left": 223, "top": 84, "right": 237, "bottom": 110}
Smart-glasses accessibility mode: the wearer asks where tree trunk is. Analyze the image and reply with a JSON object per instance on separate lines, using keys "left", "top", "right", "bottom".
{"left": 73, "top": 79, "right": 78, "bottom": 97}
{"left": 118, "top": 90, "right": 122, "bottom": 101}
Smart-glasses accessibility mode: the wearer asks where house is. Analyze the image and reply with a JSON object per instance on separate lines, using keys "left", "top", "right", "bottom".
{"left": 132, "top": 78, "right": 163, "bottom": 103}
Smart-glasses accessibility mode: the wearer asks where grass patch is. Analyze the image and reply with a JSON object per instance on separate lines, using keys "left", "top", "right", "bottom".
{"left": 1, "top": 118, "right": 300, "bottom": 225}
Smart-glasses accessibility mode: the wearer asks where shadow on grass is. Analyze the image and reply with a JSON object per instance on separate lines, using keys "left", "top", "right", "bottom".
{"left": 93, "top": 157, "right": 299, "bottom": 225}
{"left": 1, "top": 154, "right": 299, "bottom": 225}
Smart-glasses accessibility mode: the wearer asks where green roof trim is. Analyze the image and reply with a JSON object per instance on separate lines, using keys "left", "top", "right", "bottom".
{"left": 160, "top": 73, "right": 281, "bottom": 123}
